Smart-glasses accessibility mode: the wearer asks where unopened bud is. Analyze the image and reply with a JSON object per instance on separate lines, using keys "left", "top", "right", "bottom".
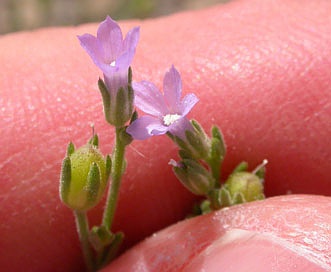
{"left": 171, "top": 159, "right": 214, "bottom": 196}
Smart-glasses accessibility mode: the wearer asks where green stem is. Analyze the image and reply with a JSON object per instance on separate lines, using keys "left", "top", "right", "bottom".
{"left": 102, "top": 127, "right": 126, "bottom": 230}
{"left": 74, "top": 210, "right": 95, "bottom": 272}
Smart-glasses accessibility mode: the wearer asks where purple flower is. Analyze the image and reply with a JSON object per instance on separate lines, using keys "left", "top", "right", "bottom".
{"left": 127, "top": 66, "right": 199, "bottom": 140}
{"left": 78, "top": 16, "right": 140, "bottom": 95}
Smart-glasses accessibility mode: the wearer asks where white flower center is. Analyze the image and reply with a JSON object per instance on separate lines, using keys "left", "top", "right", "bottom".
{"left": 163, "top": 114, "right": 181, "bottom": 126}
{"left": 110, "top": 60, "right": 116, "bottom": 67}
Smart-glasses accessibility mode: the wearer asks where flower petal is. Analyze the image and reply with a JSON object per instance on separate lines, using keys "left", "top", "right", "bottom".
{"left": 163, "top": 65, "right": 182, "bottom": 112}
{"left": 126, "top": 116, "right": 169, "bottom": 140}
{"left": 115, "top": 26, "right": 140, "bottom": 69}
{"left": 133, "top": 81, "right": 168, "bottom": 116}
{"left": 168, "top": 117, "right": 192, "bottom": 139}
{"left": 78, "top": 34, "right": 105, "bottom": 69}
{"left": 180, "top": 93, "right": 199, "bottom": 116}
{"left": 97, "top": 16, "right": 123, "bottom": 63}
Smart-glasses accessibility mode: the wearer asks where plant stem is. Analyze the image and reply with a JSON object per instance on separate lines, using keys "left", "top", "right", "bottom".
{"left": 102, "top": 127, "right": 126, "bottom": 230}
{"left": 74, "top": 210, "right": 94, "bottom": 272}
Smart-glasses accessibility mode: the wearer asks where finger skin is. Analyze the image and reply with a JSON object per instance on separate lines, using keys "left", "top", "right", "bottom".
{"left": 0, "top": 0, "right": 331, "bottom": 271}
{"left": 104, "top": 195, "right": 331, "bottom": 272}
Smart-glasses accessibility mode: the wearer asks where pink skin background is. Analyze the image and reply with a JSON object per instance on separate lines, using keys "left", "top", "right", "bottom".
{"left": 0, "top": 0, "right": 330, "bottom": 271}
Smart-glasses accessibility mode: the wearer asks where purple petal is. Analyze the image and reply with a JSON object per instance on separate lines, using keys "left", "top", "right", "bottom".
{"left": 126, "top": 116, "right": 169, "bottom": 140}
{"left": 180, "top": 93, "right": 199, "bottom": 116}
{"left": 115, "top": 50, "right": 135, "bottom": 70}
{"left": 78, "top": 34, "right": 105, "bottom": 69}
{"left": 168, "top": 117, "right": 193, "bottom": 139}
{"left": 123, "top": 27, "right": 140, "bottom": 55}
{"left": 133, "top": 81, "right": 168, "bottom": 116}
{"left": 97, "top": 16, "right": 123, "bottom": 63}
{"left": 163, "top": 65, "right": 182, "bottom": 112}
{"left": 115, "top": 26, "right": 140, "bottom": 69}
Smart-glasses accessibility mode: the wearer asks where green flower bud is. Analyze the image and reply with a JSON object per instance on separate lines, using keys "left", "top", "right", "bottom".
{"left": 60, "top": 143, "right": 111, "bottom": 211}
{"left": 224, "top": 172, "right": 265, "bottom": 203}
{"left": 171, "top": 159, "right": 215, "bottom": 196}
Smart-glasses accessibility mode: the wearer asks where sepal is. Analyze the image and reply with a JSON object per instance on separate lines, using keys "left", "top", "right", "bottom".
{"left": 88, "top": 134, "right": 99, "bottom": 147}
{"left": 66, "top": 142, "right": 75, "bottom": 156}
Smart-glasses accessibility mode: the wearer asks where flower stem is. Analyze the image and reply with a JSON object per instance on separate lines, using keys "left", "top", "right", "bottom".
{"left": 102, "top": 127, "right": 126, "bottom": 230}
{"left": 74, "top": 210, "right": 95, "bottom": 272}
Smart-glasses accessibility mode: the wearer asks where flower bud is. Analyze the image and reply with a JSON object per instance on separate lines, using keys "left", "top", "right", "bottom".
{"left": 60, "top": 142, "right": 111, "bottom": 211}
{"left": 171, "top": 159, "right": 215, "bottom": 196}
{"left": 224, "top": 172, "right": 265, "bottom": 203}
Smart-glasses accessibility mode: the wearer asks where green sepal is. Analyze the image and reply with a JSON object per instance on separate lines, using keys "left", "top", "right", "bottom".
{"left": 115, "top": 87, "right": 127, "bottom": 126}
{"left": 66, "top": 142, "right": 75, "bottom": 156}
{"left": 191, "top": 119, "right": 206, "bottom": 136}
{"left": 207, "top": 188, "right": 222, "bottom": 210}
{"left": 98, "top": 78, "right": 111, "bottom": 124}
{"left": 130, "top": 110, "right": 138, "bottom": 124}
{"left": 231, "top": 192, "right": 245, "bottom": 205}
{"left": 98, "top": 232, "right": 124, "bottom": 269}
{"left": 60, "top": 156, "right": 71, "bottom": 204}
{"left": 86, "top": 162, "right": 101, "bottom": 206}
{"left": 208, "top": 137, "right": 223, "bottom": 186}
{"left": 89, "top": 225, "right": 114, "bottom": 252}
{"left": 128, "top": 66, "right": 133, "bottom": 84}
{"left": 89, "top": 134, "right": 99, "bottom": 148}
{"left": 200, "top": 199, "right": 212, "bottom": 214}
{"left": 255, "top": 166, "right": 266, "bottom": 180}
{"left": 185, "top": 129, "right": 207, "bottom": 159}
{"left": 178, "top": 149, "right": 191, "bottom": 160}
{"left": 218, "top": 186, "right": 232, "bottom": 207}
{"left": 188, "top": 119, "right": 210, "bottom": 159}
{"left": 127, "top": 81, "right": 134, "bottom": 111}
{"left": 171, "top": 133, "right": 187, "bottom": 150}
{"left": 114, "top": 85, "right": 134, "bottom": 127}
{"left": 210, "top": 126, "right": 226, "bottom": 161}
{"left": 105, "top": 155, "right": 111, "bottom": 181}
{"left": 118, "top": 126, "right": 133, "bottom": 146}
{"left": 232, "top": 161, "right": 248, "bottom": 174}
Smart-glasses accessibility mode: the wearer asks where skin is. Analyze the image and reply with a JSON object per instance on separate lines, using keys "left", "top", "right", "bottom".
{"left": 0, "top": 0, "right": 330, "bottom": 271}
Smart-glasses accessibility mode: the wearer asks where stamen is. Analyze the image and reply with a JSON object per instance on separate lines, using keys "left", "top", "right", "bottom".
{"left": 110, "top": 60, "right": 116, "bottom": 67}
{"left": 163, "top": 114, "right": 181, "bottom": 126}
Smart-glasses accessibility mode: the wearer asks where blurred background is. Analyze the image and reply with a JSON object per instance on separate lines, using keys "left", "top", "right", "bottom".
{"left": 0, "top": 0, "right": 231, "bottom": 34}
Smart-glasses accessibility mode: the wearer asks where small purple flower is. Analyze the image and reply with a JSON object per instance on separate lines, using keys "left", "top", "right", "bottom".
{"left": 78, "top": 16, "right": 140, "bottom": 95}
{"left": 127, "top": 66, "right": 199, "bottom": 140}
